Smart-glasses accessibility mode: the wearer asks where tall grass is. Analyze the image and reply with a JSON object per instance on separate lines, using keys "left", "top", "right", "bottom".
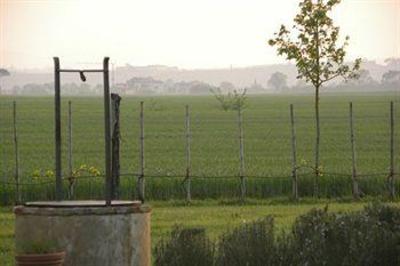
{"left": 0, "top": 173, "right": 398, "bottom": 205}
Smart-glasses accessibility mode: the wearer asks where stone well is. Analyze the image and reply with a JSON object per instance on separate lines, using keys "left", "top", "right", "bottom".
{"left": 14, "top": 200, "right": 151, "bottom": 266}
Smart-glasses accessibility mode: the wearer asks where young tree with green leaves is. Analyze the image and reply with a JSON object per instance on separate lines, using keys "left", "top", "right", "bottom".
{"left": 211, "top": 88, "right": 248, "bottom": 111}
{"left": 269, "top": 0, "right": 361, "bottom": 196}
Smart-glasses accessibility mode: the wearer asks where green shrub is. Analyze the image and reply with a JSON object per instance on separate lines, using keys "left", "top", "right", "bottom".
{"left": 154, "top": 226, "right": 215, "bottom": 266}
{"left": 216, "top": 216, "right": 276, "bottom": 266}
{"left": 364, "top": 201, "right": 400, "bottom": 231}
{"left": 290, "top": 203, "right": 400, "bottom": 266}
{"left": 155, "top": 203, "right": 400, "bottom": 266}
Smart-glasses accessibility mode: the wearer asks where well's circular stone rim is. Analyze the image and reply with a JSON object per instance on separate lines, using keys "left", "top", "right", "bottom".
{"left": 14, "top": 200, "right": 151, "bottom": 216}
{"left": 24, "top": 200, "right": 140, "bottom": 208}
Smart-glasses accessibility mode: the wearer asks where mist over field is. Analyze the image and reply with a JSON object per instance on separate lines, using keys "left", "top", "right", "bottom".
{"left": 0, "top": 58, "right": 399, "bottom": 96}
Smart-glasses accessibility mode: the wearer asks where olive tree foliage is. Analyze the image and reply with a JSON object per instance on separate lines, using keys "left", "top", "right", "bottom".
{"left": 269, "top": 0, "right": 361, "bottom": 195}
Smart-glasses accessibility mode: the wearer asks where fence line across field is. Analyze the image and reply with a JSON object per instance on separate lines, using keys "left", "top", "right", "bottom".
{"left": 0, "top": 100, "right": 397, "bottom": 204}
{"left": 0, "top": 172, "right": 398, "bottom": 205}
{"left": 1, "top": 172, "right": 398, "bottom": 192}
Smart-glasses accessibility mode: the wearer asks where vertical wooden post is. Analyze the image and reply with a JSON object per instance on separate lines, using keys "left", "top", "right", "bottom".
{"left": 68, "top": 101, "right": 73, "bottom": 177}
{"left": 389, "top": 101, "right": 395, "bottom": 199}
{"left": 103, "top": 57, "right": 112, "bottom": 206}
{"left": 349, "top": 102, "right": 359, "bottom": 200}
{"left": 53, "top": 57, "right": 63, "bottom": 201}
{"left": 138, "top": 101, "right": 145, "bottom": 202}
{"left": 238, "top": 107, "right": 246, "bottom": 202}
{"left": 111, "top": 93, "right": 121, "bottom": 200}
{"left": 290, "top": 104, "right": 298, "bottom": 201}
{"left": 185, "top": 105, "right": 191, "bottom": 202}
{"left": 67, "top": 101, "right": 74, "bottom": 199}
{"left": 13, "top": 101, "right": 21, "bottom": 203}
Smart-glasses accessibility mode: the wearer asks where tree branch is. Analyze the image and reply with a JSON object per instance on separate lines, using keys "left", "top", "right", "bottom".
{"left": 320, "top": 72, "right": 341, "bottom": 84}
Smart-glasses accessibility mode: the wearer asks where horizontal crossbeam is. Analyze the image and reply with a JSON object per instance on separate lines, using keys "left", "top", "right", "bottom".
{"left": 59, "top": 69, "right": 105, "bottom": 73}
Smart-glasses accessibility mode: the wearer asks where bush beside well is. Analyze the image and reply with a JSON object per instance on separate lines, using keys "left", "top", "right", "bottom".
{"left": 154, "top": 202, "right": 400, "bottom": 266}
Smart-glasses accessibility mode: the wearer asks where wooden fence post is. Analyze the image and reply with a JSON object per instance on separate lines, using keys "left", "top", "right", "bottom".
{"left": 111, "top": 94, "right": 121, "bottom": 200}
{"left": 13, "top": 101, "right": 21, "bottom": 204}
{"left": 238, "top": 107, "right": 246, "bottom": 202}
{"left": 138, "top": 101, "right": 145, "bottom": 202}
{"left": 349, "top": 102, "right": 360, "bottom": 200}
{"left": 389, "top": 101, "right": 395, "bottom": 199}
{"left": 290, "top": 104, "right": 298, "bottom": 201}
{"left": 67, "top": 101, "right": 74, "bottom": 199}
{"left": 185, "top": 105, "right": 191, "bottom": 202}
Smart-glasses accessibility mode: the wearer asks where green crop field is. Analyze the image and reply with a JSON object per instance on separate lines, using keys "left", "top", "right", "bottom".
{"left": 0, "top": 92, "right": 399, "bottom": 203}
{"left": 2, "top": 199, "right": 397, "bottom": 265}
{"left": 0, "top": 93, "right": 399, "bottom": 263}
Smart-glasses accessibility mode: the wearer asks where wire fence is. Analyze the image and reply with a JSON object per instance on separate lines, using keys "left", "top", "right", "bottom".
{"left": 0, "top": 96, "right": 399, "bottom": 205}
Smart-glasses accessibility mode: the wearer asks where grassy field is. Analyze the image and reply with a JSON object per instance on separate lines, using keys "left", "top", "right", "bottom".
{"left": 1, "top": 199, "right": 395, "bottom": 265}
{"left": 0, "top": 92, "right": 399, "bottom": 202}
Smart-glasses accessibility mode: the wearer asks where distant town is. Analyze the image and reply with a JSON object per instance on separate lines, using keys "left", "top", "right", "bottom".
{"left": 0, "top": 58, "right": 399, "bottom": 96}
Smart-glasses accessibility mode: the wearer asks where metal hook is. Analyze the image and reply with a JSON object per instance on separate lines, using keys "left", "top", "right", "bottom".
{"left": 79, "top": 71, "right": 87, "bottom": 82}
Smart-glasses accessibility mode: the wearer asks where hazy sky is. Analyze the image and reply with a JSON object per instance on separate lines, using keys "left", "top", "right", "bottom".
{"left": 0, "top": 0, "right": 399, "bottom": 69}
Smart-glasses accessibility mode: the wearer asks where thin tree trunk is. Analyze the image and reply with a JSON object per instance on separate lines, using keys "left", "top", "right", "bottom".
{"left": 314, "top": 85, "right": 320, "bottom": 197}
{"left": 313, "top": 14, "right": 321, "bottom": 198}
